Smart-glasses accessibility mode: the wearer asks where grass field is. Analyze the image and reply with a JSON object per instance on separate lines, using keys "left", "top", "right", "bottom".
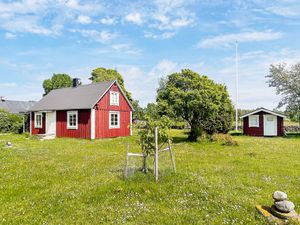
{"left": 0, "top": 131, "right": 299, "bottom": 224}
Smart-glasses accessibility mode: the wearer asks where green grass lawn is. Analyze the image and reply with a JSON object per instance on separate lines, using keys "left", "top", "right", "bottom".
{"left": 0, "top": 131, "right": 299, "bottom": 224}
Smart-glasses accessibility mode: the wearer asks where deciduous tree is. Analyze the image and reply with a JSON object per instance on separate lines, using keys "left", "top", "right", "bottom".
{"left": 266, "top": 63, "right": 300, "bottom": 125}
{"left": 43, "top": 74, "right": 72, "bottom": 96}
{"left": 157, "top": 69, "right": 233, "bottom": 141}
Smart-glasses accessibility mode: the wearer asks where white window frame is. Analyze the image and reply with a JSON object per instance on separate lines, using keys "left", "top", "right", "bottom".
{"left": 34, "top": 112, "right": 43, "bottom": 128}
{"left": 249, "top": 115, "right": 259, "bottom": 127}
{"left": 109, "top": 111, "right": 120, "bottom": 129}
{"left": 110, "top": 91, "right": 119, "bottom": 106}
{"left": 67, "top": 111, "right": 78, "bottom": 130}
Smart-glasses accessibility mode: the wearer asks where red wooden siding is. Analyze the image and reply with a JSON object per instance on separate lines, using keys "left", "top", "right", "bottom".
{"left": 95, "top": 84, "right": 131, "bottom": 138}
{"left": 277, "top": 117, "right": 284, "bottom": 136}
{"left": 56, "top": 110, "right": 91, "bottom": 139}
{"left": 31, "top": 112, "right": 46, "bottom": 135}
{"left": 243, "top": 111, "right": 284, "bottom": 136}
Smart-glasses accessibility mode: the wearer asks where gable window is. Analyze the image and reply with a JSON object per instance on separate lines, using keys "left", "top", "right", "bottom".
{"left": 249, "top": 115, "right": 259, "bottom": 127}
{"left": 109, "top": 111, "right": 120, "bottom": 129}
{"left": 67, "top": 111, "right": 78, "bottom": 129}
{"left": 34, "top": 112, "right": 42, "bottom": 128}
{"left": 110, "top": 91, "right": 119, "bottom": 106}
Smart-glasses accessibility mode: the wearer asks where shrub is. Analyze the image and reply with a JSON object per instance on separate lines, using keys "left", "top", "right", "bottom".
{"left": 211, "top": 133, "right": 238, "bottom": 146}
{"left": 0, "top": 110, "right": 23, "bottom": 134}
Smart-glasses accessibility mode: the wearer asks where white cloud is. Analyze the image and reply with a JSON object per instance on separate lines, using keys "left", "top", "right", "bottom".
{"left": 100, "top": 17, "right": 117, "bottom": 25}
{"left": 197, "top": 30, "right": 283, "bottom": 48}
{"left": 124, "top": 12, "right": 143, "bottom": 25}
{"left": 111, "top": 44, "right": 141, "bottom": 54}
{"left": 4, "top": 33, "right": 17, "bottom": 40}
{"left": 0, "top": 83, "right": 17, "bottom": 88}
{"left": 77, "top": 15, "right": 92, "bottom": 24}
{"left": 144, "top": 31, "right": 176, "bottom": 39}
{"left": 70, "top": 29, "right": 117, "bottom": 43}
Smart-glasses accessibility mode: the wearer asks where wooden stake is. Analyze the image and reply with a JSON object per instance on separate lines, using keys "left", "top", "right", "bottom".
{"left": 168, "top": 139, "right": 176, "bottom": 173}
{"left": 124, "top": 143, "right": 129, "bottom": 178}
{"left": 155, "top": 127, "right": 158, "bottom": 181}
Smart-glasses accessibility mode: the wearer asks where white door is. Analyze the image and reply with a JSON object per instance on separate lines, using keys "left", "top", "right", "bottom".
{"left": 46, "top": 112, "right": 56, "bottom": 135}
{"left": 264, "top": 115, "right": 277, "bottom": 136}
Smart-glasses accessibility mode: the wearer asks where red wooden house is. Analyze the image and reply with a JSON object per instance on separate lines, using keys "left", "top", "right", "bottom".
{"left": 29, "top": 80, "right": 133, "bottom": 139}
{"left": 240, "top": 108, "right": 285, "bottom": 137}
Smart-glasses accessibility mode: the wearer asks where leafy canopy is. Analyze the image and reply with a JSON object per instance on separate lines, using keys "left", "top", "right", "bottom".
{"left": 266, "top": 63, "right": 300, "bottom": 121}
{"left": 137, "top": 115, "right": 172, "bottom": 156}
{"left": 43, "top": 74, "right": 72, "bottom": 96}
{"left": 90, "top": 67, "right": 132, "bottom": 101}
{"left": 157, "top": 69, "right": 233, "bottom": 141}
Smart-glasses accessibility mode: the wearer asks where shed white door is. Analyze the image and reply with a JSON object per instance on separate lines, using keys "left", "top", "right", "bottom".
{"left": 263, "top": 115, "right": 277, "bottom": 136}
{"left": 46, "top": 112, "right": 56, "bottom": 135}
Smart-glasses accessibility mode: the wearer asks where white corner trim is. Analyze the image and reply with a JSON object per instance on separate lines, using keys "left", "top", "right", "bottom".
{"left": 91, "top": 109, "right": 96, "bottom": 140}
{"left": 67, "top": 110, "right": 78, "bottom": 130}
{"left": 130, "top": 111, "right": 133, "bottom": 136}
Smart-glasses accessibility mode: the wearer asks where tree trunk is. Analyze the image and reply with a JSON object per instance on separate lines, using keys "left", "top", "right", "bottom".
{"left": 188, "top": 123, "right": 202, "bottom": 142}
{"left": 142, "top": 155, "right": 148, "bottom": 173}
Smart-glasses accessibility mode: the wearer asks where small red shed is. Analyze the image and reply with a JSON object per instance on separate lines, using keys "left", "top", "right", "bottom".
{"left": 240, "top": 108, "right": 286, "bottom": 137}
{"left": 28, "top": 80, "right": 133, "bottom": 139}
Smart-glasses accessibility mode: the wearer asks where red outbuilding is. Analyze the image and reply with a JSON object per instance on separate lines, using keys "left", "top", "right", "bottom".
{"left": 29, "top": 80, "right": 133, "bottom": 139}
{"left": 240, "top": 108, "right": 286, "bottom": 137}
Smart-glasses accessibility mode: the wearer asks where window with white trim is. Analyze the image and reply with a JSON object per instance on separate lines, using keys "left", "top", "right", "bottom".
{"left": 34, "top": 112, "right": 42, "bottom": 128}
{"left": 249, "top": 115, "right": 259, "bottom": 127}
{"left": 67, "top": 111, "right": 78, "bottom": 129}
{"left": 109, "top": 111, "right": 120, "bottom": 128}
{"left": 110, "top": 91, "right": 119, "bottom": 106}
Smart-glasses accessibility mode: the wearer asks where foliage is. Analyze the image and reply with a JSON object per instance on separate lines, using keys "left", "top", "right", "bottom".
{"left": 211, "top": 133, "right": 238, "bottom": 146}
{"left": 157, "top": 69, "right": 234, "bottom": 141}
{"left": 266, "top": 63, "right": 300, "bottom": 124}
{"left": 43, "top": 73, "right": 73, "bottom": 96}
{"left": 137, "top": 115, "right": 172, "bottom": 156}
{"left": 0, "top": 131, "right": 299, "bottom": 224}
{"left": 90, "top": 67, "right": 133, "bottom": 102}
{"left": 0, "top": 110, "right": 23, "bottom": 133}
{"left": 132, "top": 100, "right": 145, "bottom": 121}
{"left": 201, "top": 86, "right": 234, "bottom": 134}
{"left": 144, "top": 103, "right": 159, "bottom": 119}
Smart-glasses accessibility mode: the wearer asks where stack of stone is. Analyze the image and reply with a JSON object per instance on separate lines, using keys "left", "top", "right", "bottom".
{"left": 271, "top": 191, "right": 298, "bottom": 219}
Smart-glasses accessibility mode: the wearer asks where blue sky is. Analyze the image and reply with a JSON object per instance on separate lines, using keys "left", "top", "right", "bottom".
{"left": 1, "top": 0, "right": 300, "bottom": 109}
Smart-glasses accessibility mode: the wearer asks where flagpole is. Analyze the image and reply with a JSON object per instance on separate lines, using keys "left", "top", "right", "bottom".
{"left": 235, "top": 41, "right": 239, "bottom": 131}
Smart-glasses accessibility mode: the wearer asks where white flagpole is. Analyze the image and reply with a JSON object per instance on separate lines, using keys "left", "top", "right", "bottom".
{"left": 235, "top": 41, "right": 239, "bottom": 131}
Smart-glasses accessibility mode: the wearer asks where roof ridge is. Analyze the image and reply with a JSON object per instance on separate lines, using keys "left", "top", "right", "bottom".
{"left": 50, "top": 80, "right": 116, "bottom": 93}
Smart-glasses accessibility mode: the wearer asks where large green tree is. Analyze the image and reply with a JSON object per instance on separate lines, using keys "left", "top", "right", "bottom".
{"left": 43, "top": 74, "right": 72, "bottom": 96}
{"left": 157, "top": 69, "right": 234, "bottom": 141}
{"left": 90, "top": 67, "right": 144, "bottom": 120}
{"left": 266, "top": 63, "right": 300, "bottom": 124}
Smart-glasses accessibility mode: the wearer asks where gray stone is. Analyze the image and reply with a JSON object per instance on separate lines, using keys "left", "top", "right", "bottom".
{"left": 275, "top": 200, "right": 295, "bottom": 213}
{"left": 270, "top": 205, "right": 299, "bottom": 220}
{"left": 273, "top": 191, "right": 288, "bottom": 201}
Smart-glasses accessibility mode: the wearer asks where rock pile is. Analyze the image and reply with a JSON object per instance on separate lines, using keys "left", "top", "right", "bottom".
{"left": 271, "top": 191, "right": 298, "bottom": 219}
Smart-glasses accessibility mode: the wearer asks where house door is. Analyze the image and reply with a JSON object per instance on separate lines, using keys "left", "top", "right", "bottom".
{"left": 46, "top": 112, "right": 56, "bottom": 135}
{"left": 264, "top": 115, "right": 277, "bottom": 136}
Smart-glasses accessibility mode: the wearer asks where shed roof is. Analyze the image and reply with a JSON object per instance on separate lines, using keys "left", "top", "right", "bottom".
{"left": 29, "top": 80, "right": 132, "bottom": 111}
{"left": 240, "top": 107, "right": 286, "bottom": 119}
{"left": 0, "top": 100, "right": 36, "bottom": 114}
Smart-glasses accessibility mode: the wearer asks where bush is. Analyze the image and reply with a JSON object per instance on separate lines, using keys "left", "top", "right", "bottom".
{"left": 0, "top": 110, "right": 23, "bottom": 134}
{"left": 211, "top": 133, "right": 238, "bottom": 146}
